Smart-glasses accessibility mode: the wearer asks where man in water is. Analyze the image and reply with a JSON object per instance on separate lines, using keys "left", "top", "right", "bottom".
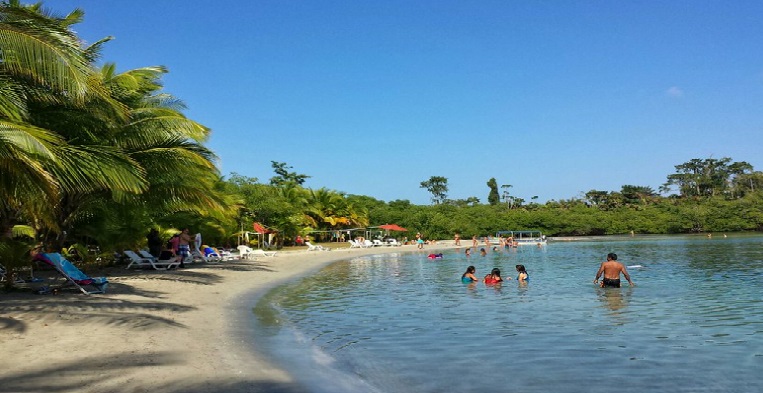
{"left": 593, "top": 253, "right": 634, "bottom": 288}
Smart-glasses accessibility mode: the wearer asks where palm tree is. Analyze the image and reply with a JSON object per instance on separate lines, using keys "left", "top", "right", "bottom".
{"left": 1, "top": 3, "right": 228, "bottom": 252}
{"left": 1, "top": 3, "right": 148, "bottom": 248}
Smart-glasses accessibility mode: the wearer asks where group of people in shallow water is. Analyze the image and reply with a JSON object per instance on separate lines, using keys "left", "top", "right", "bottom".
{"left": 461, "top": 264, "right": 529, "bottom": 284}
{"left": 459, "top": 253, "right": 634, "bottom": 288}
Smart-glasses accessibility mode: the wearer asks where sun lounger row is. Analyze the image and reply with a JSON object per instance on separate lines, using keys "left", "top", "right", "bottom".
{"left": 349, "top": 239, "right": 402, "bottom": 248}
{"left": 124, "top": 250, "right": 180, "bottom": 270}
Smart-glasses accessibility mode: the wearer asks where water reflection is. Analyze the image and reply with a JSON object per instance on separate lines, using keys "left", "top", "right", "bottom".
{"left": 596, "top": 286, "right": 633, "bottom": 324}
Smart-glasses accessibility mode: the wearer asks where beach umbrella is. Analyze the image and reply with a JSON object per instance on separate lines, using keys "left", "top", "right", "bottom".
{"left": 379, "top": 224, "right": 407, "bottom": 232}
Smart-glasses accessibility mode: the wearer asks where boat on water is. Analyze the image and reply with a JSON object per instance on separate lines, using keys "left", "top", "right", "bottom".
{"left": 495, "top": 230, "right": 547, "bottom": 246}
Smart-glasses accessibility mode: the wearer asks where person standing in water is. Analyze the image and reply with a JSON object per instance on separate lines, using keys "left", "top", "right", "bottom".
{"left": 593, "top": 253, "right": 634, "bottom": 288}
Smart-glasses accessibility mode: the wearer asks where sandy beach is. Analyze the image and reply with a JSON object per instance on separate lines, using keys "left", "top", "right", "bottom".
{"left": 0, "top": 243, "right": 455, "bottom": 393}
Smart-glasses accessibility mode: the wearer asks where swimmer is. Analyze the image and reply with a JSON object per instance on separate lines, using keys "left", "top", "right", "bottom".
{"left": 515, "top": 264, "right": 529, "bottom": 282}
{"left": 483, "top": 268, "right": 507, "bottom": 284}
{"left": 465, "top": 248, "right": 471, "bottom": 256}
{"left": 461, "top": 266, "right": 478, "bottom": 283}
{"left": 479, "top": 248, "right": 487, "bottom": 256}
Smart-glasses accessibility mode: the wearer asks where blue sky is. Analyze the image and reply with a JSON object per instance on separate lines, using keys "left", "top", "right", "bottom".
{"left": 53, "top": 0, "right": 763, "bottom": 204}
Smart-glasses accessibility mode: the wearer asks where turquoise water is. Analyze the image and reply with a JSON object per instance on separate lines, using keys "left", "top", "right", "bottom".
{"left": 253, "top": 235, "right": 763, "bottom": 393}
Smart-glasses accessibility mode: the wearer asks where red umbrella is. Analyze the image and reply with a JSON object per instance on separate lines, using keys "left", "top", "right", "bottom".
{"left": 378, "top": 224, "right": 407, "bottom": 232}
{"left": 253, "top": 222, "right": 272, "bottom": 234}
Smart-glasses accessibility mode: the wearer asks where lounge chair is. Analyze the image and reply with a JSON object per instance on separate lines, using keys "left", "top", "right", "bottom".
{"left": 218, "top": 248, "right": 235, "bottom": 261}
{"left": 33, "top": 253, "right": 108, "bottom": 295}
{"left": 190, "top": 248, "right": 220, "bottom": 263}
{"left": 373, "top": 239, "right": 389, "bottom": 247}
{"left": 125, "top": 250, "right": 179, "bottom": 270}
{"left": 387, "top": 239, "right": 402, "bottom": 247}
{"left": 138, "top": 249, "right": 158, "bottom": 261}
{"left": 156, "top": 250, "right": 182, "bottom": 268}
{"left": 305, "top": 241, "right": 329, "bottom": 251}
{"left": 250, "top": 248, "right": 277, "bottom": 257}
{"left": 348, "top": 240, "right": 362, "bottom": 248}
{"left": 0, "top": 263, "right": 23, "bottom": 284}
{"left": 362, "top": 240, "right": 375, "bottom": 248}
{"left": 237, "top": 245, "right": 257, "bottom": 260}
{"left": 202, "top": 246, "right": 223, "bottom": 262}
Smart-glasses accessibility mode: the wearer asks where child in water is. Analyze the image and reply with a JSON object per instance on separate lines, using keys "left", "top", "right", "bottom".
{"left": 461, "top": 266, "right": 478, "bottom": 283}
{"left": 515, "top": 264, "right": 529, "bottom": 282}
{"left": 483, "top": 268, "right": 508, "bottom": 284}
{"left": 479, "top": 248, "right": 487, "bottom": 256}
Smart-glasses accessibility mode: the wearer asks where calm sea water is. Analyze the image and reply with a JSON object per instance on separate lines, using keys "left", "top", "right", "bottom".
{"left": 252, "top": 235, "right": 763, "bottom": 393}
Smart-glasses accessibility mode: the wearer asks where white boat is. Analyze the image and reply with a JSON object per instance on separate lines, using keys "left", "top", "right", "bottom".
{"left": 495, "top": 230, "right": 547, "bottom": 246}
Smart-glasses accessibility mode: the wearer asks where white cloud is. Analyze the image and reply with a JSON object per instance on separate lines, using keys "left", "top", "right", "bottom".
{"left": 666, "top": 86, "right": 684, "bottom": 97}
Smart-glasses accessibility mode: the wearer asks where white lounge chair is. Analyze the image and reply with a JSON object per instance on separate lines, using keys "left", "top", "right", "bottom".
{"left": 138, "top": 249, "right": 158, "bottom": 261}
{"left": 348, "top": 240, "right": 362, "bottom": 248}
{"left": 218, "top": 248, "right": 235, "bottom": 261}
{"left": 362, "top": 240, "right": 375, "bottom": 248}
{"left": 250, "top": 248, "right": 277, "bottom": 257}
{"left": 305, "top": 241, "right": 329, "bottom": 251}
{"left": 202, "top": 247, "right": 224, "bottom": 262}
{"left": 237, "top": 245, "right": 258, "bottom": 260}
{"left": 373, "top": 239, "right": 390, "bottom": 247}
{"left": 387, "top": 239, "right": 402, "bottom": 247}
{"left": 190, "top": 249, "right": 220, "bottom": 263}
{"left": 124, "top": 250, "right": 179, "bottom": 270}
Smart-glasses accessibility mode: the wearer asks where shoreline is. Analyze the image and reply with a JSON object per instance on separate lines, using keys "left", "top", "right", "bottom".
{"left": 0, "top": 243, "right": 458, "bottom": 393}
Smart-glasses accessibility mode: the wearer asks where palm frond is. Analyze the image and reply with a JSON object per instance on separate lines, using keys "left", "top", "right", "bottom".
{"left": 0, "top": 5, "right": 94, "bottom": 101}
{"left": 47, "top": 144, "right": 147, "bottom": 194}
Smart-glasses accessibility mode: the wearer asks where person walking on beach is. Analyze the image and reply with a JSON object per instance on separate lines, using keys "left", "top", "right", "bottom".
{"left": 594, "top": 253, "right": 633, "bottom": 288}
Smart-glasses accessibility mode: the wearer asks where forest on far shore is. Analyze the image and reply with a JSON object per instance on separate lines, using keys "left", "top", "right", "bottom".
{"left": 361, "top": 156, "right": 763, "bottom": 239}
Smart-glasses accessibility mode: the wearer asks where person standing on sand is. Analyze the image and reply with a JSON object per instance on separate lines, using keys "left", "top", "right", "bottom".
{"left": 594, "top": 253, "right": 634, "bottom": 288}
{"left": 416, "top": 233, "right": 424, "bottom": 249}
{"left": 177, "top": 228, "right": 193, "bottom": 268}
{"left": 147, "top": 228, "right": 162, "bottom": 257}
